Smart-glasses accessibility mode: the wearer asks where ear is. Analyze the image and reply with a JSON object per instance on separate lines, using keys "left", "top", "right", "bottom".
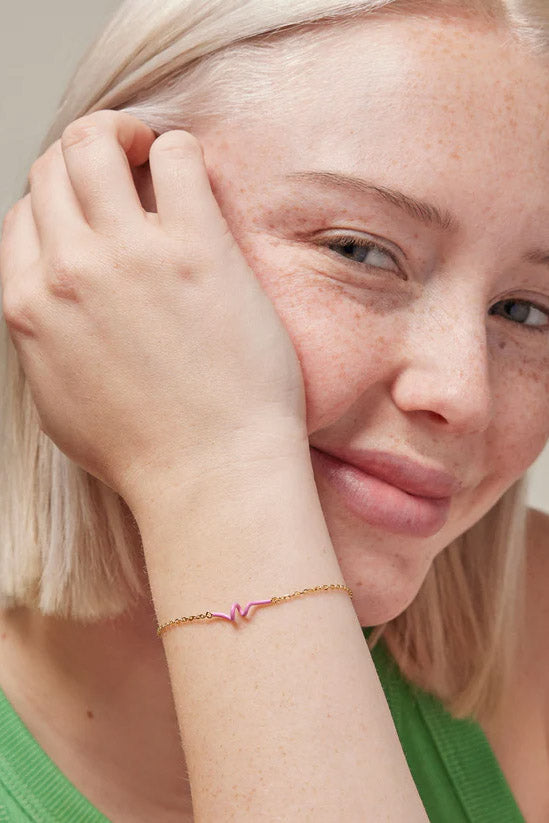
{"left": 131, "top": 160, "right": 158, "bottom": 213}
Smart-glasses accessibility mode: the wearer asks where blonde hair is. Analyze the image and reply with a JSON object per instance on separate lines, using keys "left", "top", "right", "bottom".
{"left": 0, "top": 0, "right": 546, "bottom": 722}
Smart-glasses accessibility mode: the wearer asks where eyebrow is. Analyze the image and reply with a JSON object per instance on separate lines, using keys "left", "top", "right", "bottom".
{"left": 283, "top": 170, "right": 460, "bottom": 233}
{"left": 283, "top": 171, "right": 549, "bottom": 269}
{"left": 527, "top": 248, "right": 549, "bottom": 267}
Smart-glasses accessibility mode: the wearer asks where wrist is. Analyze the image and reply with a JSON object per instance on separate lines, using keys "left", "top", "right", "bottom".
{"left": 122, "top": 420, "right": 311, "bottom": 524}
{"left": 128, "top": 433, "right": 343, "bottom": 632}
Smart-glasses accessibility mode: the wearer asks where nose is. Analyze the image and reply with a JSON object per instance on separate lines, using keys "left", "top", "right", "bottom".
{"left": 390, "top": 305, "right": 493, "bottom": 434}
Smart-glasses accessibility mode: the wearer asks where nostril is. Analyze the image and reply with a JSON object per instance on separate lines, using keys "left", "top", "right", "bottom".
{"left": 427, "top": 410, "right": 448, "bottom": 424}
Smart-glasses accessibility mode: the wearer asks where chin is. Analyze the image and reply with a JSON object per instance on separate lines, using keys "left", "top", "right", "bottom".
{"left": 354, "top": 590, "right": 423, "bottom": 627}
{"left": 339, "top": 550, "right": 431, "bottom": 628}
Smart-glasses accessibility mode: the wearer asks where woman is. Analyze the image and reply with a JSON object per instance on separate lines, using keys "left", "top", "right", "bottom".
{"left": 0, "top": 0, "right": 547, "bottom": 820}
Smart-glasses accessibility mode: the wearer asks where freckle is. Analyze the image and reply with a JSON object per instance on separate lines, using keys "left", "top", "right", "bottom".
{"left": 86, "top": 710, "right": 94, "bottom": 719}
{"left": 499, "top": 340, "right": 506, "bottom": 350}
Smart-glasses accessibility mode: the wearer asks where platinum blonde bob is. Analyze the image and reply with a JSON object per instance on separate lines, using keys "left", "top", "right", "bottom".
{"left": 1, "top": 0, "right": 547, "bottom": 722}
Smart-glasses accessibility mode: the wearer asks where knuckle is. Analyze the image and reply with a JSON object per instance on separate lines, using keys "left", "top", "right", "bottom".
{"left": 28, "top": 141, "right": 61, "bottom": 184}
{"left": 46, "top": 252, "right": 84, "bottom": 300}
{"left": 2, "top": 288, "right": 36, "bottom": 336}
{"left": 89, "top": 109, "right": 118, "bottom": 123}
{"left": 42, "top": 140, "right": 64, "bottom": 167}
{"left": 28, "top": 154, "right": 48, "bottom": 184}
{"left": 62, "top": 116, "right": 105, "bottom": 151}
{"left": 164, "top": 241, "right": 196, "bottom": 277}
{"left": 152, "top": 129, "right": 203, "bottom": 160}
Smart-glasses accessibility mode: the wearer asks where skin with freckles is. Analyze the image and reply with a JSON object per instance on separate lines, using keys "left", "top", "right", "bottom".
{"left": 178, "top": 12, "right": 549, "bottom": 625}
{"left": 1, "top": 10, "right": 549, "bottom": 823}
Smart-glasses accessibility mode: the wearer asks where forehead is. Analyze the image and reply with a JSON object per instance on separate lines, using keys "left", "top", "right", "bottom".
{"left": 269, "top": 15, "right": 547, "bottom": 108}
{"left": 259, "top": 14, "right": 548, "bottom": 160}
{"left": 206, "top": 12, "right": 549, "bottom": 240}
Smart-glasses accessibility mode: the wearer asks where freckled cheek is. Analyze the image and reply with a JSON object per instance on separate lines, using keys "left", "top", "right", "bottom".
{"left": 487, "top": 365, "right": 549, "bottom": 479}
{"left": 257, "top": 273, "right": 397, "bottom": 431}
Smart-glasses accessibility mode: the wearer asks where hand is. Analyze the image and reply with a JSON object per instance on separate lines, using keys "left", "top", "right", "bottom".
{"left": 0, "top": 111, "right": 307, "bottom": 504}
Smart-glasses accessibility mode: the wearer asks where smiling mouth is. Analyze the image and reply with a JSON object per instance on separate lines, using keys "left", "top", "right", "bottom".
{"left": 310, "top": 447, "right": 454, "bottom": 538}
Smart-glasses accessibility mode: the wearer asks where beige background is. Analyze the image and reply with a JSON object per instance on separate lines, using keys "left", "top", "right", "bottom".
{"left": 1, "top": 1, "right": 547, "bottom": 513}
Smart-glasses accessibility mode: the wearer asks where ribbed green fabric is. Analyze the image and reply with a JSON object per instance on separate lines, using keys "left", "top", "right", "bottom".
{"left": 365, "top": 628, "right": 526, "bottom": 823}
{"left": 0, "top": 685, "right": 110, "bottom": 822}
{"left": 0, "top": 634, "right": 526, "bottom": 822}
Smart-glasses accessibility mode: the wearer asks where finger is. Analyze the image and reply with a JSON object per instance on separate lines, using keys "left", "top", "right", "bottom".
{"left": 60, "top": 110, "right": 157, "bottom": 233}
{"left": 148, "top": 130, "right": 230, "bottom": 242}
{"left": 0, "top": 195, "right": 42, "bottom": 336}
{"left": 0, "top": 195, "right": 40, "bottom": 292}
{"left": 28, "top": 139, "right": 90, "bottom": 252}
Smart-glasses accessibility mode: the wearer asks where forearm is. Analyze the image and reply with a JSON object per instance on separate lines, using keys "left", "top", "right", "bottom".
{"left": 129, "top": 441, "right": 428, "bottom": 822}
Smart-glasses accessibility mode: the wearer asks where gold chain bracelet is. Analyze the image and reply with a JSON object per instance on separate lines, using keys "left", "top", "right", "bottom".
{"left": 157, "top": 583, "right": 353, "bottom": 636}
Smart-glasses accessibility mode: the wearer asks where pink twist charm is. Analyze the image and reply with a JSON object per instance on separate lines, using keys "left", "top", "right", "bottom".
{"left": 156, "top": 584, "right": 353, "bottom": 636}
{"left": 210, "top": 599, "right": 272, "bottom": 622}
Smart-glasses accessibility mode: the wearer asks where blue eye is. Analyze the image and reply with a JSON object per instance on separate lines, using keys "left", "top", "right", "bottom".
{"left": 328, "top": 238, "right": 394, "bottom": 266}
{"left": 321, "top": 234, "right": 406, "bottom": 279}
{"left": 488, "top": 299, "right": 549, "bottom": 332}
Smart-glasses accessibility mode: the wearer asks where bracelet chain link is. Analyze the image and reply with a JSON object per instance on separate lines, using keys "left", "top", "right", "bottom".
{"left": 156, "top": 583, "right": 353, "bottom": 636}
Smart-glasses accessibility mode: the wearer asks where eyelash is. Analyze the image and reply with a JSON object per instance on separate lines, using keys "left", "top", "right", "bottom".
{"left": 318, "top": 233, "right": 549, "bottom": 334}
{"left": 488, "top": 300, "right": 549, "bottom": 334}
{"left": 321, "top": 233, "right": 404, "bottom": 278}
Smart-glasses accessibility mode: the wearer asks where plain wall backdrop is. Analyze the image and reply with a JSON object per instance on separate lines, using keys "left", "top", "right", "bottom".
{"left": 1, "top": 0, "right": 548, "bottom": 513}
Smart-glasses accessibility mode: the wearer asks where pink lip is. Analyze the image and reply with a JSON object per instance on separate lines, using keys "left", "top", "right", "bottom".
{"left": 315, "top": 446, "right": 462, "bottom": 499}
{"left": 310, "top": 447, "right": 459, "bottom": 538}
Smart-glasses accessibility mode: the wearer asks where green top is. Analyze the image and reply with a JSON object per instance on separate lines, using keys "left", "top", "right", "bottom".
{"left": 366, "top": 629, "right": 526, "bottom": 823}
{"left": 0, "top": 634, "right": 525, "bottom": 822}
{"left": 0, "top": 686, "right": 110, "bottom": 823}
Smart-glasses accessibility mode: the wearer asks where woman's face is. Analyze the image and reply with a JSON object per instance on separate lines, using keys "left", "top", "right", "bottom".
{"left": 141, "top": 12, "right": 549, "bottom": 624}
